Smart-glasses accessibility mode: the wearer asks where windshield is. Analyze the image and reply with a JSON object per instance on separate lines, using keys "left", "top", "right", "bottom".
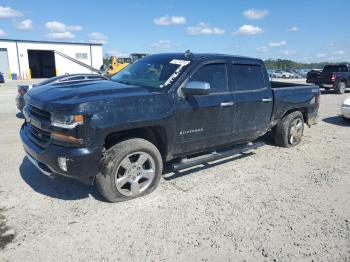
{"left": 111, "top": 54, "right": 191, "bottom": 90}
{"left": 323, "top": 65, "right": 348, "bottom": 73}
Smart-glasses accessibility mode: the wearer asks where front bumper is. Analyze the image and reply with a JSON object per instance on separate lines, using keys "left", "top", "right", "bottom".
{"left": 20, "top": 124, "right": 102, "bottom": 182}
{"left": 341, "top": 107, "right": 350, "bottom": 119}
{"left": 320, "top": 83, "right": 334, "bottom": 88}
{"left": 306, "top": 80, "right": 334, "bottom": 88}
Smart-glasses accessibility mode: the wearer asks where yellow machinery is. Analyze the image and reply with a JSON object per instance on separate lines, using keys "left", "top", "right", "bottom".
{"left": 106, "top": 53, "right": 147, "bottom": 77}
{"left": 106, "top": 56, "right": 129, "bottom": 77}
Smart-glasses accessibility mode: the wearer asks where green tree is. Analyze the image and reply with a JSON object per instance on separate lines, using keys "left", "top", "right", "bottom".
{"left": 264, "top": 59, "right": 332, "bottom": 70}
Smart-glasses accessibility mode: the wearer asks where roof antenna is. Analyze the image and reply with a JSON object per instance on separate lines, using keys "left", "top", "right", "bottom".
{"left": 184, "top": 50, "right": 191, "bottom": 58}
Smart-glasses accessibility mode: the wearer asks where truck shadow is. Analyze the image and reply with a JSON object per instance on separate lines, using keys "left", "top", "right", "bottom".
{"left": 322, "top": 116, "right": 350, "bottom": 127}
{"left": 258, "top": 132, "right": 275, "bottom": 146}
{"left": 19, "top": 157, "right": 104, "bottom": 201}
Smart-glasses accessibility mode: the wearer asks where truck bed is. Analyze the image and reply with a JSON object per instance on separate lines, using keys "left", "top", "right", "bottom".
{"left": 270, "top": 81, "right": 320, "bottom": 127}
{"left": 270, "top": 81, "right": 312, "bottom": 88}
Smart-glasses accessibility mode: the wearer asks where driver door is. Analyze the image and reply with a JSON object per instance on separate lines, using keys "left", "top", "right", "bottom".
{"left": 174, "top": 61, "right": 235, "bottom": 155}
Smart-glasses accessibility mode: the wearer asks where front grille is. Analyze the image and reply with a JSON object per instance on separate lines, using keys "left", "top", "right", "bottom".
{"left": 26, "top": 123, "right": 51, "bottom": 148}
{"left": 25, "top": 104, "right": 51, "bottom": 148}
{"left": 27, "top": 104, "right": 51, "bottom": 121}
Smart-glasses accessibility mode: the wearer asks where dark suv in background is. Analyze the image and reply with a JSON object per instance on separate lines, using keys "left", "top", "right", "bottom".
{"left": 307, "top": 64, "right": 350, "bottom": 94}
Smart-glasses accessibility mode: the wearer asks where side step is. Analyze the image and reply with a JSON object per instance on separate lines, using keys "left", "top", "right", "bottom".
{"left": 172, "top": 141, "right": 264, "bottom": 171}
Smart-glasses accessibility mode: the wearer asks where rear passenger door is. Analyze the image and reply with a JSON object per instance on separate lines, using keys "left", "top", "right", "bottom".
{"left": 174, "top": 61, "right": 234, "bottom": 155}
{"left": 230, "top": 61, "right": 273, "bottom": 142}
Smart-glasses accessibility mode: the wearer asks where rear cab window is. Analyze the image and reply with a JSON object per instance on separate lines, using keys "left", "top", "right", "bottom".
{"left": 231, "top": 64, "right": 266, "bottom": 91}
{"left": 323, "top": 65, "right": 348, "bottom": 72}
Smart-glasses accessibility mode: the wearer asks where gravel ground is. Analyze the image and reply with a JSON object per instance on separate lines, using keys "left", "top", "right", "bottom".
{"left": 0, "top": 79, "right": 349, "bottom": 261}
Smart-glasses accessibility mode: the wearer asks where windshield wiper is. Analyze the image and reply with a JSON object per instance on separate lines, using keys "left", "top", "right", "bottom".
{"left": 113, "top": 79, "right": 159, "bottom": 90}
{"left": 113, "top": 80, "right": 131, "bottom": 85}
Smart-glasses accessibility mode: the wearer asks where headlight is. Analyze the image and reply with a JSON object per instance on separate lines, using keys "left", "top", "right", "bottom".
{"left": 51, "top": 113, "right": 84, "bottom": 129}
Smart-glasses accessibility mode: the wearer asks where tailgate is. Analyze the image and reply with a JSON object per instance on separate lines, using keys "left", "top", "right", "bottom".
{"left": 318, "top": 72, "right": 333, "bottom": 83}
{"left": 307, "top": 71, "right": 332, "bottom": 84}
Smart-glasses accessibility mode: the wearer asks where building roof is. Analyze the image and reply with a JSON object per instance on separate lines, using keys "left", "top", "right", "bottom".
{"left": 0, "top": 38, "right": 102, "bottom": 46}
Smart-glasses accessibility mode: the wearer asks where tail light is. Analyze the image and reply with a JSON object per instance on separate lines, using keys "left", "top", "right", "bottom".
{"left": 331, "top": 74, "right": 336, "bottom": 81}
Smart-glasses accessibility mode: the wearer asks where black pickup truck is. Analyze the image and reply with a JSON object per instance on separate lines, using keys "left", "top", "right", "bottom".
{"left": 307, "top": 64, "right": 350, "bottom": 94}
{"left": 20, "top": 52, "right": 320, "bottom": 202}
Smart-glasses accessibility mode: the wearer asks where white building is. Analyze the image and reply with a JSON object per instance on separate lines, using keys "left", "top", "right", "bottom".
{"left": 0, "top": 39, "right": 103, "bottom": 80}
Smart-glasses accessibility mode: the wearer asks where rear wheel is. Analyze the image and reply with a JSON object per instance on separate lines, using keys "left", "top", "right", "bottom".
{"left": 274, "top": 111, "right": 304, "bottom": 147}
{"left": 335, "top": 82, "right": 346, "bottom": 94}
{"left": 96, "top": 138, "right": 163, "bottom": 202}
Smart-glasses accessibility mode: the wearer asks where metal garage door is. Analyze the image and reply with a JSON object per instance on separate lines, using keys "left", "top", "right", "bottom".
{"left": 0, "top": 48, "right": 9, "bottom": 79}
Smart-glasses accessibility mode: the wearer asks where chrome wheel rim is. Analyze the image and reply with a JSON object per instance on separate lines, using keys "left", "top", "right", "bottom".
{"left": 115, "top": 152, "right": 156, "bottom": 197}
{"left": 289, "top": 118, "right": 303, "bottom": 145}
{"left": 340, "top": 84, "right": 346, "bottom": 93}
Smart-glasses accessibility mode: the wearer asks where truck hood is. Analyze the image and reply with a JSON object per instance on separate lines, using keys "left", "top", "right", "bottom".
{"left": 25, "top": 80, "right": 155, "bottom": 112}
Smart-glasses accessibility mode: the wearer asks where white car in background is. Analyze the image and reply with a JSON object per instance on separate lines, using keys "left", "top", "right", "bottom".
{"left": 272, "top": 70, "right": 295, "bottom": 79}
{"left": 341, "top": 97, "right": 350, "bottom": 121}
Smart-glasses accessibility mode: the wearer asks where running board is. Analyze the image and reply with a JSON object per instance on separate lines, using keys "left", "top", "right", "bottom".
{"left": 172, "top": 141, "right": 264, "bottom": 171}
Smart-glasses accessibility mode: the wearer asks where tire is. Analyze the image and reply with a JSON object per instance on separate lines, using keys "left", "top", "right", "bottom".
{"left": 274, "top": 111, "right": 304, "bottom": 148}
{"left": 96, "top": 138, "right": 163, "bottom": 202}
{"left": 282, "top": 75, "right": 286, "bottom": 79}
{"left": 335, "top": 82, "right": 346, "bottom": 94}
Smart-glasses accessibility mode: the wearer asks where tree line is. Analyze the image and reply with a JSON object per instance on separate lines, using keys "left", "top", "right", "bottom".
{"left": 264, "top": 59, "right": 334, "bottom": 70}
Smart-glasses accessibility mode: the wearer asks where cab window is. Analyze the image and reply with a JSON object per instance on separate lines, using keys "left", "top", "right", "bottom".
{"left": 232, "top": 64, "right": 265, "bottom": 91}
{"left": 190, "top": 63, "right": 228, "bottom": 93}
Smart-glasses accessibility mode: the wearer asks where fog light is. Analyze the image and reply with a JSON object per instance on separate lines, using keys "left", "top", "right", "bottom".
{"left": 58, "top": 157, "right": 67, "bottom": 172}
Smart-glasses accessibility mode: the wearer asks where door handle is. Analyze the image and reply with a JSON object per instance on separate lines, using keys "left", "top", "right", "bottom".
{"left": 220, "top": 101, "right": 234, "bottom": 107}
{"left": 261, "top": 98, "right": 273, "bottom": 102}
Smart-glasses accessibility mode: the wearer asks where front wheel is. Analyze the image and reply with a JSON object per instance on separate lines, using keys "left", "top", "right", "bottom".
{"left": 96, "top": 138, "right": 163, "bottom": 202}
{"left": 274, "top": 111, "right": 304, "bottom": 148}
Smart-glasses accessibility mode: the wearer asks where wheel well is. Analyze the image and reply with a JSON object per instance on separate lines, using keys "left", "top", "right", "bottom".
{"left": 340, "top": 79, "right": 348, "bottom": 86}
{"left": 104, "top": 126, "right": 168, "bottom": 159}
{"left": 282, "top": 108, "right": 308, "bottom": 123}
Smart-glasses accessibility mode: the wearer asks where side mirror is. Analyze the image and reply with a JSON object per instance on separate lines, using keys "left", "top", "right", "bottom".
{"left": 182, "top": 81, "right": 210, "bottom": 96}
